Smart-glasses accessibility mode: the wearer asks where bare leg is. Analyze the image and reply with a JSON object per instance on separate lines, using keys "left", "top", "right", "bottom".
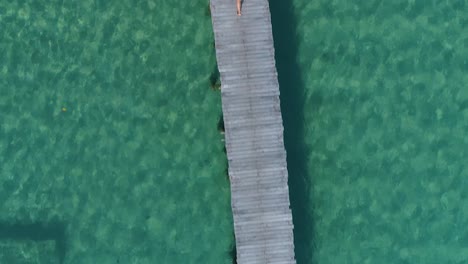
{"left": 237, "top": 0, "right": 242, "bottom": 16}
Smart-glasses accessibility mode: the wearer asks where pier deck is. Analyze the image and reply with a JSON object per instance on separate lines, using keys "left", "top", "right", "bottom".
{"left": 210, "top": 0, "right": 296, "bottom": 263}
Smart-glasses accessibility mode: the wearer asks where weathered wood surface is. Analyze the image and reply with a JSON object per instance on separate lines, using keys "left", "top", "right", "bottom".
{"left": 210, "top": 0, "right": 296, "bottom": 263}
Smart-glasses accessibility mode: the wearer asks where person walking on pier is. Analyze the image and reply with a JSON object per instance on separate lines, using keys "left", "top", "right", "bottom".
{"left": 237, "top": 0, "right": 242, "bottom": 16}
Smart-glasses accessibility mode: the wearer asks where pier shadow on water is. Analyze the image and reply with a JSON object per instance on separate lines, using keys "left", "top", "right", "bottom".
{"left": 228, "top": 232, "right": 237, "bottom": 264}
{"left": 0, "top": 221, "right": 67, "bottom": 264}
{"left": 270, "top": 0, "right": 315, "bottom": 263}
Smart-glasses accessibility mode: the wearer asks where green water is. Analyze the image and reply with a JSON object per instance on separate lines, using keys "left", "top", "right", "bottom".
{"left": 271, "top": 0, "right": 468, "bottom": 263}
{"left": 0, "top": 0, "right": 233, "bottom": 263}
{"left": 3, "top": 0, "right": 468, "bottom": 263}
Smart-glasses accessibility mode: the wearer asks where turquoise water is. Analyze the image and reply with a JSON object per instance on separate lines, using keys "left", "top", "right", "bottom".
{"left": 271, "top": 1, "right": 468, "bottom": 263}
{"left": 0, "top": 1, "right": 233, "bottom": 263}
{"left": 4, "top": 0, "right": 468, "bottom": 263}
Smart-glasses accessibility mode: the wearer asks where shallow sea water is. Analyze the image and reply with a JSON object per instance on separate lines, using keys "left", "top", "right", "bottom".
{"left": 0, "top": 1, "right": 233, "bottom": 263}
{"left": 282, "top": 1, "right": 468, "bottom": 263}
{"left": 3, "top": 0, "right": 468, "bottom": 263}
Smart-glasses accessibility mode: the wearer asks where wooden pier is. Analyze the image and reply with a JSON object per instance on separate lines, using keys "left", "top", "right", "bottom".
{"left": 210, "top": 0, "right": 296, "bottom": 263}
